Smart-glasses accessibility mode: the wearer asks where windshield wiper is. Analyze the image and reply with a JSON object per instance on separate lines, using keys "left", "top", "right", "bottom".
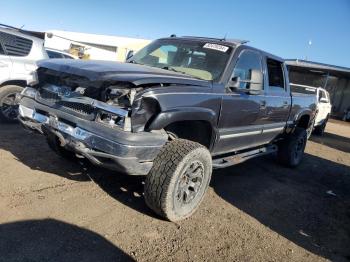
{"left": 161, "top": 66, "right": 204, "bottom": 80}
{"left": 162, "top": 66, "right": 181, "bottom": 73}
{"left": 128, "top": 60, "right": 143, "bottom": 65}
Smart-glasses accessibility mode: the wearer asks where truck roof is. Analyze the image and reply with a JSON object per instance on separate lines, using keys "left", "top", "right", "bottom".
{"left": 159, "top": 35, "right": 248, "bottom": 46}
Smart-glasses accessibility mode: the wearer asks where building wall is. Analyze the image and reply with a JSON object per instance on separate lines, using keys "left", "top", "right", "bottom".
{"left": 287, "top": 62, "right": 350, "bottom": 118}
{"left": 330, "top": 77, "right": 350, "bottom": 114}
{"left": 44, "top": 30, "right": 151, "bottom": 61}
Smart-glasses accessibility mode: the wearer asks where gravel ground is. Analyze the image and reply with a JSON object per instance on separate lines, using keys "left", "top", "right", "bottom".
{"left": 0, "top": 120, "right": 349, "bottom": 262}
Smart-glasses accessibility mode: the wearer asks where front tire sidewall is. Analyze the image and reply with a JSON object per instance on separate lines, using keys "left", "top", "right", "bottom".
{"left": 169, "top": 148, "right": 212, "bottom": 220}
{"left": 144, "top": 140, "right": 212, "bottom": 222}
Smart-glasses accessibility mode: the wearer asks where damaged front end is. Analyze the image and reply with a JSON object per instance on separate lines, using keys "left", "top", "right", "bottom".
{"left": 34, "top": 68, "right": 143, "bottom": 131}
{"left": 18, "top": 67, "right": 168, "bottom": 175}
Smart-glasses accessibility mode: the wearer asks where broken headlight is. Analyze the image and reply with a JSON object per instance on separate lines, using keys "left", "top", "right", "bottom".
{"left": 96, "top": 111, "right": 131, "bottom": 131}
{"left": 20, "top": 87, "right": 38, "bottom": 99}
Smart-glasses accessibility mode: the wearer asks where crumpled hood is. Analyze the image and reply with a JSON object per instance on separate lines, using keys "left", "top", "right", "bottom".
{"left": 37, "top": 59, "right": 211, "bottom": 87}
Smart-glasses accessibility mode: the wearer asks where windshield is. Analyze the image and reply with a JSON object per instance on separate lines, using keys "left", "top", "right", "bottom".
{"left": 129, "top": 39, "right": 233, "bottom": 81}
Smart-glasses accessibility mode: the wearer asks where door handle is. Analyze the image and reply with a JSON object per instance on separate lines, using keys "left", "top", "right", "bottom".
{"left": 260, "top": 100, "right": 267, "bottom": 109}
{"left": 0, "top": 62, "right": 9, "bottom": 68}
{"left": 283, "top": 101, "right": 289, "bottom": 108}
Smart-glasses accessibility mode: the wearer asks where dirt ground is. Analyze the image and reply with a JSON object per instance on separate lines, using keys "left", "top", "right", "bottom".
{"left": 0, "top": 120, "right": 349, "bottom": 262}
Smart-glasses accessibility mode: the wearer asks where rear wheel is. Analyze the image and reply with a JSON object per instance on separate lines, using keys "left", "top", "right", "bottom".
{"left": 0, "top": 85, "right": 23, "bottom": 123}
{"left": 144, "top": 139, "right": 212, "bottom": 221}
{"left": 277, "top": 127, "right": 307, "bottom": 168}
{"left": 313, "top": 117, "right": 328, "bottom": 136}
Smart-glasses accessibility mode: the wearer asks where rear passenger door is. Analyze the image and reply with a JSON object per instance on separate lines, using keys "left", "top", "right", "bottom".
{"left": 260, "top": 57, "right": 291, "bottom": 143}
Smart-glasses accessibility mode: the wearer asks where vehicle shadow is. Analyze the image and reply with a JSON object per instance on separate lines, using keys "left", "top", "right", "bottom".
{"left": 0, "top": 124, "right": 157, "bottom": 218}
{"left": 2, "top": 124, "right": 350, "bottom": 260}
{"left": 82, "top": 164, "right": 158, "bottom": 219}
{"left": 0, "top": 124, "right": 90, "bottom": 182}
{"left": 0, "top": 219, "right": 133, "bottom": 261}
{"left": 310, "top": 132, "right": 350, "bottom": 153}
{"left": 211, "top": 154, "right": 350, "bottom": 262}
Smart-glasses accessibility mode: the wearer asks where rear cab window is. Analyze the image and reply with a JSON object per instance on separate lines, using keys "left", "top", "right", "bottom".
{"left": 266, "top": 58, "right": 285, "bottom": 92}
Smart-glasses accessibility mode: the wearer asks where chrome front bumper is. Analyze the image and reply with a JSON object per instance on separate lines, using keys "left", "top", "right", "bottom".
{"left": 19, "top": 105, "right": 92, "bottom": 140}
{"left": 18, "top": 101, "right": 167, "bottom": 176}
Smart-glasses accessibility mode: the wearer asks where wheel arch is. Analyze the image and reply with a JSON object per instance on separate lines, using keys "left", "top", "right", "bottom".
{"left": 146, "top": 107, "right": 218, "bottom": 150}
{"left": 148, "top": 107, "right": 218, "bottom": 130}
{"left": 0, "top": 80, "right": 27, "bottom": 88}
{"left": 293, "top": 109, "right": 314, "bottom": 130}
{"left": 163, "top": 120, "right": 217, "bottom": 150}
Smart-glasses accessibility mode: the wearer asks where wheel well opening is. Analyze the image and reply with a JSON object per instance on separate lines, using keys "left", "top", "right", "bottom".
{"left": 164, "top": 120, "right": 213, "bottom": 149}
{"left": 0, "top": 80, "right": 27, "bottom": 88}
{"left": 297, "top": 115, "right": 310, "bottom": 129}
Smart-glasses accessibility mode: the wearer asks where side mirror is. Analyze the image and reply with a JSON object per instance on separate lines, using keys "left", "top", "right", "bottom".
{"left": 229, "top": 69, "right": 263, "bottom": 93}
{"left": 230, "top": 76, "right": 241, "bottom": 89}
{"left": 250, "top": 69, "right": 263, "bottom": 91}
{"left": 125, "top": 50, "right": 134, "bottom": 61}
{"left": 320, "top": 97, "right": 328, "bottom": 103}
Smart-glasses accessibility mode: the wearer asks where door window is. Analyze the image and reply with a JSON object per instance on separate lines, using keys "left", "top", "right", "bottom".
{"left": 231, "top": 50, "right": 263, "bottom": 90}
{"left": 266, "top": 58, "right": 285, "bottom": 91}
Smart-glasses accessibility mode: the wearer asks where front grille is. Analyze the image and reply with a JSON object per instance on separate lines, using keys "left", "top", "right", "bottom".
{"left": 58, "top": 101, "right": 95, "bottom": 115}
{"left": 39, "top": 89, "right": 60, "bottom": 102}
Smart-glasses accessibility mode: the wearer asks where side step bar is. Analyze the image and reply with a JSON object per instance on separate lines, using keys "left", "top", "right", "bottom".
{"left": 212, "top": 145, "right": 277, "bottom": 169}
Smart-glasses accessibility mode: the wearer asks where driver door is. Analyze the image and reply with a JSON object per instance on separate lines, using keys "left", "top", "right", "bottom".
{"left": 214, "top": 49, "right": 266, "bottom": 155}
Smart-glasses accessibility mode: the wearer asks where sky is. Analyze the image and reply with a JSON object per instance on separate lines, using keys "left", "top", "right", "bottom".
{"left": 2, "top": 0, "right": 350, "bottom": 67}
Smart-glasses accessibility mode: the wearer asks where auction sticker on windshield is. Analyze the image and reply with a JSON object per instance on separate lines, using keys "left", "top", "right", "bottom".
{"left": 203, "top": 43, "right": 229, "bottom": 52}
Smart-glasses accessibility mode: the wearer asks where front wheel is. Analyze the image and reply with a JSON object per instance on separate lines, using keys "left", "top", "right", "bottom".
{"left": 144, "top": 139, "right": 212, "bottom": 222}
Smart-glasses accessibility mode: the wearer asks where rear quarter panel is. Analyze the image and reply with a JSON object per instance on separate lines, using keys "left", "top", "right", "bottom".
{"left": 289, "top": 92, "right": 317, "bottom": 126}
